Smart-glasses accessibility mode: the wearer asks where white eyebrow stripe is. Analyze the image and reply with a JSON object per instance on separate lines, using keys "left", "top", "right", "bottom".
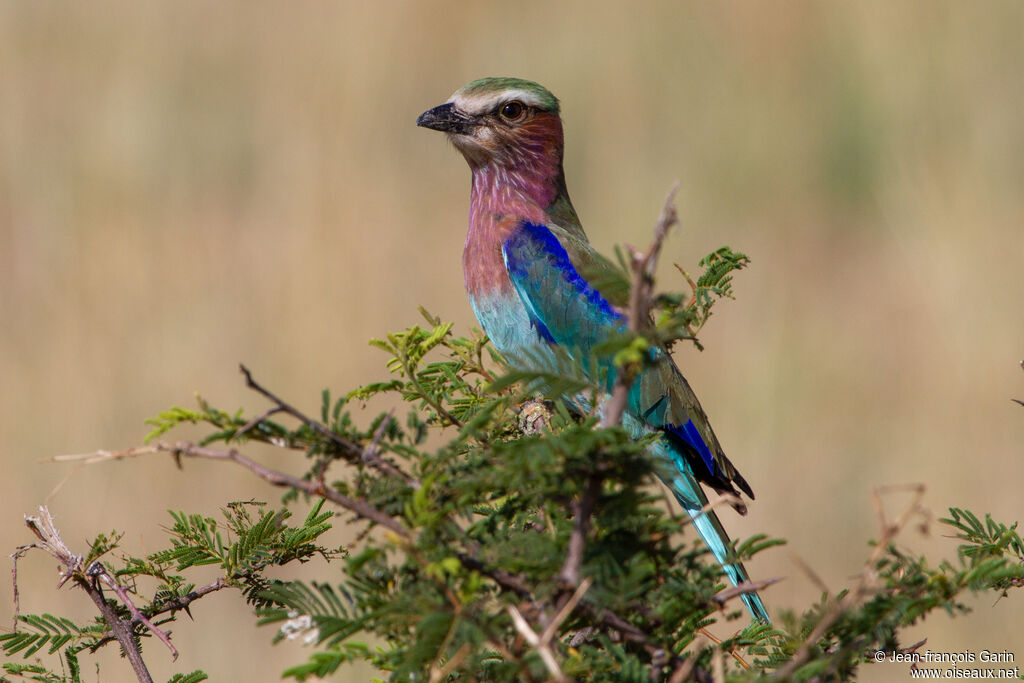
{"left": 448, "top": 89, "right": 547, "bottom": 116}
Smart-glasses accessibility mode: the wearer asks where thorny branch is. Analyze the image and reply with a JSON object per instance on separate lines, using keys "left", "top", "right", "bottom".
{"left": 87, "top": 561, "right": 178, "bottom": 660}
{"left": 712, "top": 578, "right": 784, "bottom": 610}
{"left": 603, "top": 182, "right": 680, "bottom": 429}
{"left": 52, "top": 435, "right": 706, "bottom": 680}
{"left": 240, "top": 364, "right": 417, "bottom": 487}
{"left": 774, "top": 483, "right": 927, "bottom": 679}
{"left": 53, "top": 442, "right": 411, "bottom": 539}
{"left": 558, "top": 474, "right": 602, "bottom": 588}
{"left": 17, "top": 507, "right": 157, "bottom": 683}
{"left": 545, "top": 183, "right": 689, "bottom": 675}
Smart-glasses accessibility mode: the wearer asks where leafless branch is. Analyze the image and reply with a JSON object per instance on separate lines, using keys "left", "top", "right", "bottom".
{"left": 146, "top": 577, "right": 228, "bottom": 619}
{"left": 507, "top": 579, "right": 594, "bottom": 680}
{"left": 53, "top": 442, "right": 411, "bottom": 539}
{"left": 558, "top": 474, "right": 602, "bottom": 587}
{"left": 239, "top": 364, "right": 416, "bottom": 486}
{"left": 507, "top": 605, "right": 566, "bottom": 681}
{"left": 512, "top": 578, "right": 594, "bottom": 679}
{"left": 19, "top": 507, "right": 155, "bottom": 683}
{"left": 677, "top": 493, "right": 744, "bottom": 528}
{"left": 87, "top": 561, "right": 178, "bottom": 660}
{"left": 791, "top": 552, "right": 831, "bottom": 596}
{"left": 603, "top": 182, "right": 680, "bottom": 428}
{"left": 712, "top": 577, "right": 783, "bottom": 609}
{"left": 775, "top": 483, "right": 927, "bottom": 679}
{"left": 541, "top": 576, "right": 593, "bottom": 645}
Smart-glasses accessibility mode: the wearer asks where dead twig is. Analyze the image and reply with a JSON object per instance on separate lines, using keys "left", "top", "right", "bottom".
{"left": 775, "top": 484, "right": 927, "bottom": 679}
{"left": 712, "top": 577, "right": 783, "bottom": 610}
{"left": 507, "top": 604, "right": 568, "bottom": 682}
{"left": 20, "top": 507, "right": 155, "bottom": 683}
{"left": 558, "top": 475, "right": 602, "bottom": 587}
{"left": 678, "top": 493, "right": 744, "bottom": 528}
{"left": 791, "top": 553, "right": 831, "bottom": 597}
{"left": 86, "top": 561, "right": 178, "bottom": 661}
{"left": 52, "top": 442, "right": 411, "bottom": 539}
{"left": 239, "top": 364, "right": 416, "bottom": 486}
{"left": 603, "top": 182, "right": 680, "bottom": 429}
{"left": 507, "top": 579, "right": 591, "bottom": 683}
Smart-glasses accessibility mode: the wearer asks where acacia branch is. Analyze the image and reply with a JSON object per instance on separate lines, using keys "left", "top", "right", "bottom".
{"left": 20, "top": 507, "right": 155, "bottom": 683}
{"left": 453, "top": 550, "right": 709, "bottom": 679}
{"left": 775, "top": 484, "right": 927, "bottom": 679}
{"left": 87, "top": 561, "right": 178, "bottom": 660}
{"left": 53, "top": 442, "right": 411, "bottom": 539}
{"left": 239, "top": 364, "right": 417, "bottom": 487}
{"left": 558, "top": 474, "right": 602, "bottom": 587}
{"left": 603, "top": 182, "right": 680, "bottom": 428}
{"left": 712, "top": 578, "right": 783, "bottom": 610}
{"left": 552, "top": 184, "right": 681, "bottom": 652}
{"left": 146, "top": 577, "right": 228, "bottom": 618}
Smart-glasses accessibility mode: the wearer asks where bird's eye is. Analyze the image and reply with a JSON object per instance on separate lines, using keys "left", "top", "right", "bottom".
{"left": 499, "top": 100, "right": 526, "bottom": 122}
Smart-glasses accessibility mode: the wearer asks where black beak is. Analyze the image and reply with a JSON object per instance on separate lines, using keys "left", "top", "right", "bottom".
{"left": 416, "top": 102, "right": 478, "bottom": 135}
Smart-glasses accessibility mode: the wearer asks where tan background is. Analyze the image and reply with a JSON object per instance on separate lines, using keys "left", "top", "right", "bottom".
{"left": 2, "top": 2, "right": 1022, "bottom": 681}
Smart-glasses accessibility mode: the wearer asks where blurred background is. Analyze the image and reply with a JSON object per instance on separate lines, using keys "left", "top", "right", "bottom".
{"left": 2, "top": 2, "right": 1022, "bottom": 680}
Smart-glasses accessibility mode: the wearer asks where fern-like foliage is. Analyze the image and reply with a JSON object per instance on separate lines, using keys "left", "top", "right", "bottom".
{"left": 0, "top": 615, "right": 99, "bottom": 660}
{"left": 5, "top": 244, "right": 1021, "bottom": 682}
{"left": 2, "top": 501, "right": 337, "bottom": 682}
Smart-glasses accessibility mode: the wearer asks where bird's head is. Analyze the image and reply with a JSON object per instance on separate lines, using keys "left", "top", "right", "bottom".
{"left": 417, "top": 77, "right": 563, "bottom": 171}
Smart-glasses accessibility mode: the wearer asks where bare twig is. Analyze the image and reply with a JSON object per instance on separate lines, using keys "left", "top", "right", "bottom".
{"left": 20, "top": 507, "right": 155, "bottom": 683}
{"left": 541, "top": 576, "right": 593, "bottom": 645}
{"left": 87, "top": 562, "right": 178, "bottom": 660}
{"left": 53, "top": 443, "right": 411, "bottom": 539}
{"left": 712, "top": 578, "right": 783, "bottom": 609}
{"left": 146, "top": 577, "right": 228, "bottom": 619}
{"left": 508, "top": 604, "right": 567, "bottom": 681}
{"left": 239, "top": 364, "right": 416, "bottom": 486}
{"left": 791, "top": 553, "right": 831, "bottom": 596}
{"left": 558, "top": 475, "right": 602, "bottom": 587}
{"left": 506, "top": 583, "right": 595, "bottom": 681}
{"left": 695, "top": 626, "right": 753, "bottom": 672}
{"left": 603, "top": 182, "right": 680, "bottom": 429}
{"left": 775, "top": 484, "right": 927, "bottom": 679}
{"left": 22, "top": 507, "right": 82, "bottom": 586}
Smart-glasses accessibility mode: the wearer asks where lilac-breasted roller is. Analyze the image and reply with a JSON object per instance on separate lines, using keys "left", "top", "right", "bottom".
{"left": 417, "top": 77, "right": 769, "bottom": 622}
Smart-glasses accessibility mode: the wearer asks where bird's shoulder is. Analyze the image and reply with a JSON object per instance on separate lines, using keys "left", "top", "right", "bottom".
{"left": 503, "top": 219, "right": 629, "bottom": 311}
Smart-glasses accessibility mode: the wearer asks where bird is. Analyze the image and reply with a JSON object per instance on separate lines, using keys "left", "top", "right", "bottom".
{"left": 417, "top": 77, "right": 769, "bottom": 622}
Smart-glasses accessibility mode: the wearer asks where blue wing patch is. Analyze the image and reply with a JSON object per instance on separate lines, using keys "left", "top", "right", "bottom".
{"left": 502, "top": 221, "right": 624, "bottom": 351}
{"left": 532, "top": 316, "right": 556, "bottom": 343}
{"left": 666, "top": 419, "right": 719, "bottom": 480}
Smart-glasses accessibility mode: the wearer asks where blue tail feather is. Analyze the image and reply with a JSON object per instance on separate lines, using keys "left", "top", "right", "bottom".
{"left": 667, "top": 467, "right": 770, "bottom": 623}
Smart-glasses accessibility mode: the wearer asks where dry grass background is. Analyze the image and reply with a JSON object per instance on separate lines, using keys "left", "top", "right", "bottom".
{"left": 1, "top": 2, "right": 1022, "bottom": 681}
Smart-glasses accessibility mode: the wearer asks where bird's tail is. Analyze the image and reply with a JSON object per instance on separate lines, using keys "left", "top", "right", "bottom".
{"left": 668, "top": 471, "right": 771, "bottom": 623}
